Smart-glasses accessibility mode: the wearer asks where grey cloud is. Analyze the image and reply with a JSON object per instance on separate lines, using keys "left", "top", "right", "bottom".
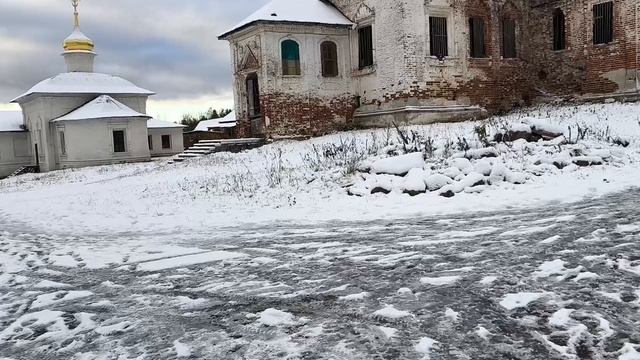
{"left": 0, "top": 0, "right": 268, "bottom": 102}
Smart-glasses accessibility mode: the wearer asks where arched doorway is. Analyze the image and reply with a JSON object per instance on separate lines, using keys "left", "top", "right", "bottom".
{"left": 245, "top": 73, "right": 263, "bottom": 135}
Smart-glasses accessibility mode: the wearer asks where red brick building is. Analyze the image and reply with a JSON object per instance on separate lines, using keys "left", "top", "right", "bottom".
{"left": 219, "top": 0, "right": 639, "bottom": 138}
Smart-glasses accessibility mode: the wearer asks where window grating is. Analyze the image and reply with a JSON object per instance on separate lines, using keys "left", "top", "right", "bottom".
{"left": 593, "top": 2, "right": 613, "bottom": 44}
{"left": 553, "top": 9, "right": 566, "bottom": 51}
{"left": 469, "top": 17, "right": 486, "bottom": 58}
{"left": 429, "top": 17, "right": 448, "bottom": 59}
{"left": 358, "top": 26, "right": 374, "bottom": 69}
{"left": 502, "top": 18, "right": 517, "bottom": 58}
{"left": 321, "top": 41, "right": 338, "bottom": 77}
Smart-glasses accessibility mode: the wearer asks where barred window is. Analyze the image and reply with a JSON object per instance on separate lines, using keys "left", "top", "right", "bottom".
{"left": 320, "top": 41, "right": 338, "bottom": 77}
{"left": 469, "top": 17, "right": 486, "bottom": 58}
{"left": 552, "top": 9, "right": 566, "bottom": 51}
{"left": 281, "top": 40, "right": 301, "bottom": 76}
{"left": 429, "top": 17, "right": 448, "bottom": 58}
{"left": 502, "top": 18, "right": 517, "bottom": 58}
{"left": 358, "top": 26, "right": 374, "bottom": 69}
{"left": 593, "top": 2, "right": 613, "bottom": 44}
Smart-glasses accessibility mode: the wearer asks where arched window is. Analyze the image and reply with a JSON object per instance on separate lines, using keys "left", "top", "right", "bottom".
{"left": 552, "top": 9, "right": 566, "bottom": 51}
{"left": 320, "top": 41, "right": 338, "bottom": 77}
{"left": 281, "top": 40, "right": 301, "bottom": 76}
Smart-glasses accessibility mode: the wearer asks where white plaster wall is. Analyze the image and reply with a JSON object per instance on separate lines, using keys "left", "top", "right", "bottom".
{"left": 56, "top": 117, "right": 150, "bottom": 169}
{"left": 148, "top": 128, "right": 184, "bottom": 157}
{"left": 326, "top": 0, "right": 495, "bottom": 109}
{"left": 18, "top": 94, "right": 149, "bottom": 172}
{"left": 63, "top": 52, "right": 96, "bottom": 73}
{"left": 226, "top": 0, "right": 486, "bottom": 116}
{"left": 345, "top": 0, "right": 481, "bottom": 109}
{"left": 260, "top": 26, "right": 353, "bottom": 96}
{"left": 0, "top": 132, "right": 32, "bottom": 178}
{"left": 228, "top": 24, "right": 353, "bottom": 122}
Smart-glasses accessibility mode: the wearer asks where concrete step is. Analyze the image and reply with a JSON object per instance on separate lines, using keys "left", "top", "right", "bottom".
{"left": 191, "top": 145, "right": 218, "bottom": 150}
{"left": 168, "top": 138, "right": 268, "bottom": 165}
{"left": 177, "top": 153, "right": 201, "bottom": 158}
{"left": 216, "top": 138, "right": 264, "bottom": 144}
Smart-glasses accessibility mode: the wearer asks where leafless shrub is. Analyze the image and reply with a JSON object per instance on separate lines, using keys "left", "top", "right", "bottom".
{"left": 456, "top": 136, "right": 471, "bottom": 152}
{"left": 263, "top": 148, "right": 285, "bottom": 187}
{"left": 442, "top": 139, "right": 455, "bottom": 158}
{"left": 567, "top": 124, "right": 588, "bottom": 144}
{"left": 302, "top": 136, "right": 374, "bottom": 175}
{"left": 474, "top": 124, "right": 491, "bottom": 147}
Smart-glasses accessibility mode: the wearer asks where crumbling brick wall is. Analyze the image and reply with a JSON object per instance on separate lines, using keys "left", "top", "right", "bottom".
{"left": 334, "top": 0, "right": 637, "bottom": 114}
{"left": 227, "top": 0, "right": 638, "bottom": 138}
{"left": 527, "top": 0, "right": 638, "bottom": 96}
{"left": 347, "top": 0, "right": 537, "bottom": 114}
{"left": 261, "top": 93, "right": 358, "bottom": 137}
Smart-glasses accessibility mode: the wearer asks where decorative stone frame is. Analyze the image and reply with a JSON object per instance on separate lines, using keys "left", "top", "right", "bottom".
{"left": 499, "top": 0, "right": 523, "bottom": 62}
{"left": 425, "top": 5, "right": 457, "bottom": 60}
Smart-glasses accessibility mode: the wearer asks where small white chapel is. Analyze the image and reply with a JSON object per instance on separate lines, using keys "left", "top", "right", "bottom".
{"left": 0, "top": 1, "right": 184, "bottom": 178}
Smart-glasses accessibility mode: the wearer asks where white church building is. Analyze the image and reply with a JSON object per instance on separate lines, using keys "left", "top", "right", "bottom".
{"left": 0, "top": 2, "right": 184, "bottom": 178}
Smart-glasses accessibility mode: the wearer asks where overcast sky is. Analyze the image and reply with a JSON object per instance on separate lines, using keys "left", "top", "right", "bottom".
{"left": 0, "top": 0, "right": 270, "bottom": 121}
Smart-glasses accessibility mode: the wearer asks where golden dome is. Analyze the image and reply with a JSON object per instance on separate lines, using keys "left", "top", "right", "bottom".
{"left": 63, "top": 27, "right": 94, "bottom": 52}
{"left": 63, "top": 0, "right": 94, "bottom": 52}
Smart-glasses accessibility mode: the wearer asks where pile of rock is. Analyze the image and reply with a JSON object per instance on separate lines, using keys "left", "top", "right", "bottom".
{"left": 495, "top": 118, "right": 567, "bottom": 143}
{"left": 348, "top": 149, "right": 528, "bottom": 198}
{"left": 347, "top": 118, "right": 615, "bottom": 199}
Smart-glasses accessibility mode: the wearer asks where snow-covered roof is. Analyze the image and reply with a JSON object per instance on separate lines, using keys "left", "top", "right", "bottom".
{"left": 12, "top": 72, "right": 154, "bottom": 103}
{"left": 0, "top": 111, "right": 24, "bottom": 132}
{"left": 193, "top": 111, "right": 237, "bottom": 132}
{"left": 147, "top": 118, "right": 186, "bottom": 129}
{"left": 219, "top": 0, "right": 353, "bottom": 39}
{"left": 65, "top": 27, "right": 92, "bottom": 43}
{"left": 53, "top": 95, "right": 150, "bottom": 122}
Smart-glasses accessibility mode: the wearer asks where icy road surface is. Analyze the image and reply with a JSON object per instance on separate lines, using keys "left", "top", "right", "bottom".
{"left": 1, "top": 190, "right": 640, "bottom": 359}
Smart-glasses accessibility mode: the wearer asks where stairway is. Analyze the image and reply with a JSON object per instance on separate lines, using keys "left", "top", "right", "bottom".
{"left": 6, "top": 166, "right": 39, "bottom": 178}
{"left": 171, "top": 138, "right": 266, "bottom": 163}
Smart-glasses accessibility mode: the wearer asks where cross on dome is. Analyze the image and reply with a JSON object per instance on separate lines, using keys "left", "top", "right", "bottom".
{"left": 63, "top": 0, "right": 95, "bottom": 52}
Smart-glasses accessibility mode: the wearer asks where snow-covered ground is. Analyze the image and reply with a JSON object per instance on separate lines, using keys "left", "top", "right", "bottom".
{"left": 1, "top": 189, "right": 639, "bottom": 359}
{"left": 1, "top": 102, "right": 640, "bottom": 359}
{"left": 0, "top": 102, "right": 639, "bottom": 236}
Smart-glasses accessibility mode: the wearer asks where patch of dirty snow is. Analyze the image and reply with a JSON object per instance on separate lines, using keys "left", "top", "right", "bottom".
{"left": 174, "top": 340, "right": 192, "bottom": 358}
{"left": 257, "top": 308, "right": 296, "bottom": 326}
{"left": 420, "top": 276, "right": 461, "bottom": 286}
{"left": 135, "top": 251, "right": 246, "bottom": 272}
{"left": 415, "top": 337, "right": 439, "bottom": 357}
{"left": 338, "top": 292, "right": 369, "bottom": 301}
{"left": 373, "top": 305, "right": 413, "bottom": 319}
{"left": 378, "top": 326, "right": 398, "bottom": 339}
{"left": 500, "top": 292, "right": 549, "bottom": 310}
